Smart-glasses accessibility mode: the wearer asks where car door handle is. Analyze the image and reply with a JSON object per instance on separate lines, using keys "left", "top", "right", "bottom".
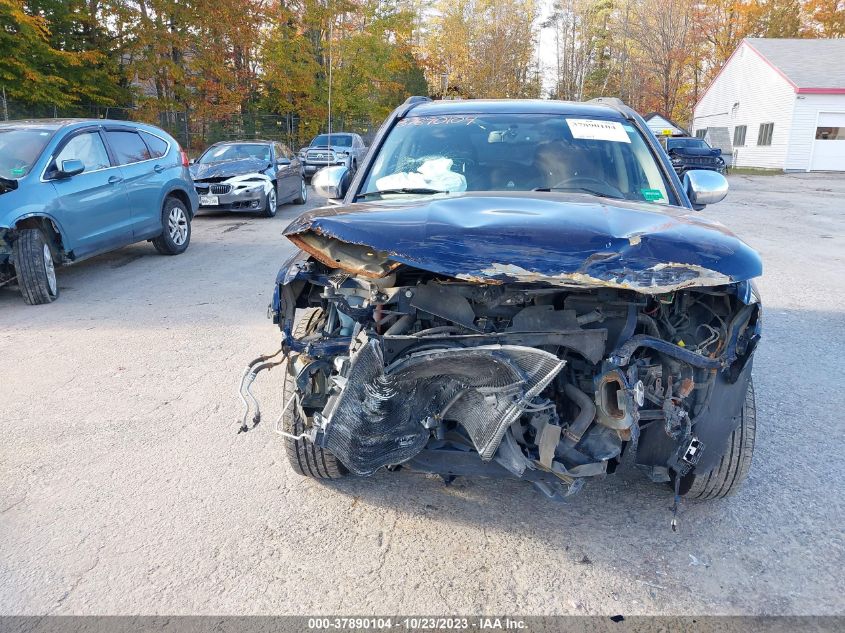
{"left": 108, "top": 175, "right": 123, "bottom": 184}
{"left": 153, "top": 164, "right": 164, "bottom": 173}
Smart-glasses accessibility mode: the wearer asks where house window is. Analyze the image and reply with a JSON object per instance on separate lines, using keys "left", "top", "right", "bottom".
{"left": 733, "top": 125, "right": 747, "bottom": 146}
{"left": 757, "top": 123, "right": 774, "bottom": 146}
{"left": 815, "top": 127, "right": 845, "bottom": 140}
{"left": 695, "top": 129, "right": 707, "bottom": 139}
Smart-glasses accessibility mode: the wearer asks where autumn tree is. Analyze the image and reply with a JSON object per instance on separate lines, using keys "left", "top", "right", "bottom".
{"left": 804, "top": 0, "right": 845, "bottom": 36}
{"left": 425, "top": 0, "right": 540, "bottom": 98}
{"left": 631, "top": 0, "right": 699, "bottom": 119}
{"left": 0, "top": 0, "right": 122, "bottom": 113}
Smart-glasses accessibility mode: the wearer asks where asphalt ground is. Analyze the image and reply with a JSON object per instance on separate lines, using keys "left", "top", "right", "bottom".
{"left": 1, "top": 173, "right": 843, "bottom": 615}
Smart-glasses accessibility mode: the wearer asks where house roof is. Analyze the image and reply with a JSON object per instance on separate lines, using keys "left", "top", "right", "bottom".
{"left": 642, "top": 113, "right": 688, "bottom": 135}
{"left": 745, "top": 38, "right": 845, "bottom": 93}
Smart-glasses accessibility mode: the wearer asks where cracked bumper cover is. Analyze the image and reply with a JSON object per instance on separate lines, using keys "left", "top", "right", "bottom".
{"left": 311, "top": 336, "right": 565, "bottom": 475}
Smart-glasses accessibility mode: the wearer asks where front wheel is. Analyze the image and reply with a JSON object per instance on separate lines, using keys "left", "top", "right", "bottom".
{"left": 261, "top": 185, "right": 278, "bottom": 218}
{"left": 152, "top": 197, "right": 191, "bottom": 255}
{"left": 293, "top": 177, "right": 307, "bottom": 205}
{"left": 283, "top": 307, "right": 348, "bottom": 479}
{"left": 679, "top": 380, "right": 756, "bottom": 499}
{"left": 13, "top": 228, "right": 59, "bottom": 305}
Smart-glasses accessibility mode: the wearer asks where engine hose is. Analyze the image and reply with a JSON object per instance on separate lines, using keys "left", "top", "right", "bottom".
{"left": 384, "top": 313, "right": 415, "bottom": 336}
{"left": 637, "top": 314, "right": 662, "bottom": 337}
{"left": 610, "top": 334, "right": 722, "bottom": 369}
{"left": 563, "top": 383, "right": 596, "bottom": 444}
{"left": 237, "top": 349, "right": 286, "bottom": 433}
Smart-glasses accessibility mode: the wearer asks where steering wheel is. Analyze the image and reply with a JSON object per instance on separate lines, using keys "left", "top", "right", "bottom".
{"left": 552, "top": 176, "right": 625, "bottom": 199}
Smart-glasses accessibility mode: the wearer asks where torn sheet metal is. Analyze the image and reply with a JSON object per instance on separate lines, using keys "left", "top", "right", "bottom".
{"left": 283, "top": 192, "right": 762, "bottom": 292}
{"left": 317, "top": 338, "right": 565, "bottom": 475}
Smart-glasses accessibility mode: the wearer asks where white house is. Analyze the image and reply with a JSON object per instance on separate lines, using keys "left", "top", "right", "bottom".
{"left": 692, "top": 38, "right": 845, "bottom": 172}
{"left": 643, "top": 112, "right": 687, "bottom": 137}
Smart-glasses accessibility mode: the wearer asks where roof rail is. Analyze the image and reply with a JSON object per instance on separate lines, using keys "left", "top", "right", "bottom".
{"left": 586, "top": 97, "right": 629, "bottom": 112}
{"left": 399, "top": 95, "right": 432, "bottom": 116}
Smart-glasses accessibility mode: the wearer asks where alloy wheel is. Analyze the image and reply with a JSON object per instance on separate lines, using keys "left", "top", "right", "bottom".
{"left": 43, "top": 243, "right": 57, "bottom": 295}
{"left": 269, "top": 188, "right": 277, "bottom": 214}
{"left": 168, "top": 206, "right": 188, "bottom": 245}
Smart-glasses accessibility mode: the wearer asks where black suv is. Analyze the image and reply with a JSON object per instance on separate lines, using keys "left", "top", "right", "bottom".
{"left": 248, "top": 97, "right": 762, "bottom": 511}
{"left": 665, "top": 136, "right": 726, "bottom": 176}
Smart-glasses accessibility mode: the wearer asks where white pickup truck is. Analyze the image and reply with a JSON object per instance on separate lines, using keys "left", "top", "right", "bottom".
{"left": 298, "top": 133, "right": 367, "bottom": 178}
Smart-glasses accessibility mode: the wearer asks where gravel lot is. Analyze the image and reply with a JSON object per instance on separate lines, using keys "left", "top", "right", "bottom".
{"left": 1, "top": 173, "right": 843, "bottom": 616}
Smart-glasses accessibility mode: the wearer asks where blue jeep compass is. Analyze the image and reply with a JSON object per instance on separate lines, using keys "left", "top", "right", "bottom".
{"left": 0, "top": 119, "right": 198, "bottom": 304}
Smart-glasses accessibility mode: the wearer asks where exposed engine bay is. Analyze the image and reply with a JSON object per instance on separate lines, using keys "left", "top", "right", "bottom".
{"left": 268, "top": 249, "right": 761, "bottom": 500}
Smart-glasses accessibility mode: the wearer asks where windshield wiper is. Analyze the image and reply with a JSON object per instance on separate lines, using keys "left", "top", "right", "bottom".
{"left": 356, "top": 188, "right": 447, "bottom": 200}
{"left": 532, "top": 186, "right": 623, "bottom": 200}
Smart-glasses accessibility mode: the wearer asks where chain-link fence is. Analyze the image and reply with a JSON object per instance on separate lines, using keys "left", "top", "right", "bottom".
{"left": 2, "top": 99, "right": 379, "bottom": 157}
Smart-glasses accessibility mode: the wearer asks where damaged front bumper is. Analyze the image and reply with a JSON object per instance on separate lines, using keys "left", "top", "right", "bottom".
{"left": 266, "top": 248, "right": 761, "bottom": 499}
{"left": 194, "top": 175, "right": 272, "bottom": 211}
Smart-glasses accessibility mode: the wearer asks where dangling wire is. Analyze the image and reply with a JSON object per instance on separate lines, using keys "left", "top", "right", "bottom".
{"left": 671, "top": 473, "right": 682, "bottom": 532}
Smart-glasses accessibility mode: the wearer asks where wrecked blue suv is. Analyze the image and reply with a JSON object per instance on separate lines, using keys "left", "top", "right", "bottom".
{"left": 0, "top": 119, "right": 198, "bottom": 304}
{"left": 247, "top": 98, "right": 762, "bottom": 515}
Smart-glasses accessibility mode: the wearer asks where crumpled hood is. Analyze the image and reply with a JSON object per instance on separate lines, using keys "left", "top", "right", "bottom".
{"left": 190, "top": 158, "right": 268, "bottom": 180}
{"left": 284, "top": 192, "right": 762, "bottom": 293}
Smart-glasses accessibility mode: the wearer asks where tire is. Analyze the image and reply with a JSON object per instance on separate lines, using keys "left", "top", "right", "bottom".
{"left": 283, "top": 307, "right": 348, "bottom": 479}
{"left": 262, "top": 185, "right": 278, "bottom": 218}
{"left": 152, "top": 197, "right": 191, "bottom": 255}
{"left": 12, "top": 228, "right": 59, "bottom": 305}
{"left": 293, "top": 177, "right": 307, "bottom": 205}
{"left": 680, "top": 380, "right": 756, "bottom": 499}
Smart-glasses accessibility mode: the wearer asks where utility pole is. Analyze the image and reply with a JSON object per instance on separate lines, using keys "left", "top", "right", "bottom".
{"left": 327, "top": 1, "right": 333, "bottom": 145}
{"left": 1, "top": 86, "right": 7, "bottom": 121}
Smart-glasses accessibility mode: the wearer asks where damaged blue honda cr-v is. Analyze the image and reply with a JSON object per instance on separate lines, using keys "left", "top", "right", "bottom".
{"left": 243, "top": 97, "right": 762, "bottom": 518}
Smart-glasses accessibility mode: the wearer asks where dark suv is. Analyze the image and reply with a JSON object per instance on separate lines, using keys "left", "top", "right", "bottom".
{"left": 665, "top": 136, "right": 726, "bottom": 175}
{"left": 248, "top": 97, "right": 761, "bottom": 512}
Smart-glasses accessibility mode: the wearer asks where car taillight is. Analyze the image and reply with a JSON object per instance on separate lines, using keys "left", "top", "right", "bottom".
{"left": 180, "top": 149, "right": 190, "bottom": 167}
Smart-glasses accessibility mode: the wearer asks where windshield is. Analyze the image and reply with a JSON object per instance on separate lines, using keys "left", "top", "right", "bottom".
{"left": 198, "top": 143, "right": 271, "bottom": 164}
{"left": 668, "top": 138, "right": 709, "bottom": 150}
{"left": 360, "top": 114, "right": 672, "bottom": 204}
{"left": 0, "top": 127, "right": 56, "bottom": 178}
{"left": 311, "top": 134, "right": 352, "bottom": 148}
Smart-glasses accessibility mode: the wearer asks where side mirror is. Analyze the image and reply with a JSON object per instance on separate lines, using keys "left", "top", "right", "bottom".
{"left": 276, "top": 158, "right": 291, "bottom": 166}
{"left": 312, "top": 165, "right": 350, "bottom": 201}
{"left": 56, "top": 159, "right": 85, "bottom": 178}
{"left": 684, "top": 169, "right": 728, "bottom": 209}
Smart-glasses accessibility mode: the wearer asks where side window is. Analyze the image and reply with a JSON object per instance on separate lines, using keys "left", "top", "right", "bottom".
{"left": 105, "top": 130, "right": 152, "bottom": 165}
{"left": 757, "top": 123, "right": 774, "bottom": 146}
{"left": 54, "top": 131, "right": 111, "bottom": 172}
{"left": 139, "top": 131, "right": 169, "bottom": 159}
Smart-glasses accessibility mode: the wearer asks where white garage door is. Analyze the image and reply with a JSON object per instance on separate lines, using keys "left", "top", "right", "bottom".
{"left": 811, "top": 112, "right": 845, "bottom": 171}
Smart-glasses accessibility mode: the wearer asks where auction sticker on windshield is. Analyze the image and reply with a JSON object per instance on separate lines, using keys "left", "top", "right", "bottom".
{"left": 567, "top": 118, "right": 630, "bottom": 143}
